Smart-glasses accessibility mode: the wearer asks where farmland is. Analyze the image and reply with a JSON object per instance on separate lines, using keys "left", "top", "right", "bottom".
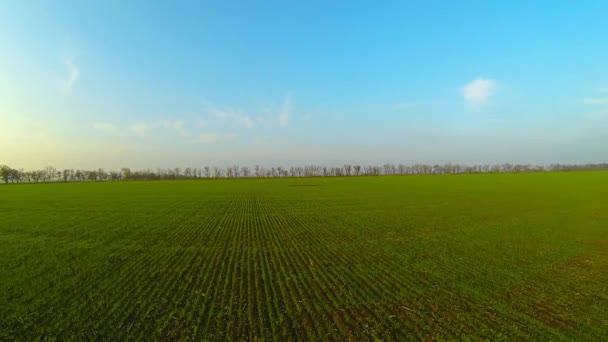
{"left": 0, "top": 172, "right": 607, "bottom": 340}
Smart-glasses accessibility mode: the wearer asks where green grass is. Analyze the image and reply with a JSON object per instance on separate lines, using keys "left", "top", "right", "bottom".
{"left": 1, "top": 172, "right": 607, "bottom": 340}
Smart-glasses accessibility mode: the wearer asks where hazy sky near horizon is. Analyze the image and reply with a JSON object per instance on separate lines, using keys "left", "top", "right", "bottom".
{"left": 1, "top": 1, "right": 608, "bottom": 169}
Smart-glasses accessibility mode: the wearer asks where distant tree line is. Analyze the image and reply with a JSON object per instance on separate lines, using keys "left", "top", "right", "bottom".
{"left": 1, "top": 163, "right": 608, "bottom": 184}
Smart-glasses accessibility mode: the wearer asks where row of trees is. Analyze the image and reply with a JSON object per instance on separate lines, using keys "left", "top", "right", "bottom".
{"left": 2, "top": 163, "right": 608, "bottom": 184}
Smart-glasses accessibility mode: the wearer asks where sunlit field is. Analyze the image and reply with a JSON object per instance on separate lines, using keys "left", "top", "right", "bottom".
{"left": 1, "top": 172, "right": 607, "bottom": 340}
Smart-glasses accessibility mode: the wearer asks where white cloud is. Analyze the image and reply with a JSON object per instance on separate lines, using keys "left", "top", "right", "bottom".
{"left": 129, "top": 123, "right": 151, "bottom": 137}
{"left": 190, "top": 133, "right": 236, "bottom": 144}
{"left": 279, "top": 93, "right": 292, "bottom": 127}
{"left": 584, "top": 109, "right": 608, "bottom": 121}
{"left": 162, "top": 120, "right": 190, "bottom": 137}
{"left": 65, "top": 59, "right": 80, "bottom": 89}
{"left": 206, "top": 106, "right": 229, "bottom": 119}
{"left": 196, "top": 119, "right": 207, "bottom": 129}
{"left": 582, "top": 90, "right": 608, "bottom": 120}
{"left": 58, "top": 58, "right": 80, "bottom": 92}
{"left": 583, "top": 97, "right": 608, "bottom": 105}
{"left": 56, "top": 37, "right": 84, "bottom": 93}
{"left": 461, "top": 78, "right": 497, "bottom": 107}
{"left": 92, "top": 122, "right": 117, "bottom": 133}
{"left": 203, "top": 102, "right": 255, "bottom": 129}
{"left": 236, "top": 114, "right": 255, "bottom": 129}
{"left": 394, "top": 102, "right": 415, "bottom": 109}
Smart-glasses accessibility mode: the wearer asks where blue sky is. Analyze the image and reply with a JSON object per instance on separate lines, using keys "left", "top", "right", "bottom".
{"left": 1, "top": 1, "right": 607, "bottom": 169}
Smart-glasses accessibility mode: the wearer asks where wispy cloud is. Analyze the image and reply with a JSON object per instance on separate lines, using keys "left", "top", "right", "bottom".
{"left": 582, "top": 90, "right": 608, "bottom": 120}
{"left": 584, "top": 108, "right": 608, "bottom": 121}
{"left": 93, "top": 122, "right": 118, "bottom": 133}
{"left": 93, "top": 120, "right": 193, "bottom": 138}
{"left": 203, "top": 101, "right": 255, "bottom": 129}
{"left": 279, "top": 93, "right": 292, "bottom": 127}
{"left": 196, "top": 119, "right": 207, "bottom": 129}
{"left": 394, "top": 102, "right": 415, "bottom": 109}
{"left": 129, "top": 123, "right": 151, "bottom": 137}
{"left": 65, "top": 59, "right": 80, "bottom": 88}
{"left": 57, "top": 37, "right": 83, "bottom": 93}
{"left": 162, "top": 120, "right": 190, "bottom": 137}
{"left": 461, "top": 77, "right": 497, "bottom": 107}
{"left": 58, "top": 57, "right": 80, "bottom": 92}
{"left": 190, "top": 133, "right": 237, "bottom": 144}
{"left": 583, "top": 97, "right": 608, "bottom": 105}
{"left": 236, "top": 114, "right": 255, "bottom": 129}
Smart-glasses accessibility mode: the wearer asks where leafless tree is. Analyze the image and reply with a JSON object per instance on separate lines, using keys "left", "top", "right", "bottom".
{"left": 3, "top": 161, "right": 608, "bottom": 184}
{"left": 0, "top": 165, "right": 11, "bottom": 183}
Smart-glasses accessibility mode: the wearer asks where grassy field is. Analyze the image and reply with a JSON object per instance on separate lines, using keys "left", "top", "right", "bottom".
{"left": 1, "top": 172, "right": 607, "bottom": 340}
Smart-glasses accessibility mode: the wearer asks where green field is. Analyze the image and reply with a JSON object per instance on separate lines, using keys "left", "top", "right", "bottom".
{"left": 1, "top": 172, "right": 607, "bottom": 340}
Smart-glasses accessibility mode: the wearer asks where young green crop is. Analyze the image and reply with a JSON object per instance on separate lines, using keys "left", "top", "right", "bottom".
{"left": 0, "top": 172, "right": 607, "bottom": 340}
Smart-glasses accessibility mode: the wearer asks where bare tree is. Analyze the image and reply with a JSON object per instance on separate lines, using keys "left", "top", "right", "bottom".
{"left": 0, "top": 165, "right": 11, "bottom": 183}
{"left": 241, "top": 166, "right": 250, "bottom": 178}
{"left": 213, "top": 166, "right": 221, "bottom": 178}
{"left": 121, "top": 168, "right": 131, "bottom": 180}
{"left": 44, "top": 166, "right": 57, "bottom": 182}
{"left": 3, "top": 161, "right": 608, "bottom": 184}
